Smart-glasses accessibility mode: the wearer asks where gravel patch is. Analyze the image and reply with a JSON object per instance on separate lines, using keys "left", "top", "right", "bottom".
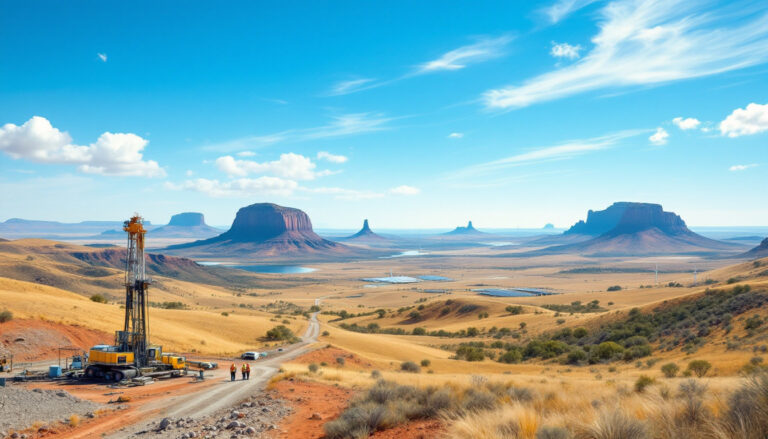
{"left": 0, "top": 385, "right": 101, "bottom": 434}
{"left": 123, "top": 390, "right": 292, "bottom": 439}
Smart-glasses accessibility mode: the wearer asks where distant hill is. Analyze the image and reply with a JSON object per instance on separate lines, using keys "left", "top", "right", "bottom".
{"left": 165, "top": 203, "right": 366, "bottom": 259}
{"left": 740, "top": 238, "right": 768, "bottom": 259}
{"left": 149, "top": 212, "right": 222, "bottom": 239}
{"left": 445, "top": 221, "right": 487, "bottom": 236}
{"left": 527, "top": 202, "right": 743, "bottom": 256}
{"left": 0, "top": 218, "right": 134, "bottom": 238}
{"left": 340, "top": 219, "right": 389, "bottom": 243}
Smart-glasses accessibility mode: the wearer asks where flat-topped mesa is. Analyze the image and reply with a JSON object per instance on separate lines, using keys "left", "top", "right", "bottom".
{"left": 167, "top": 212, "right": 207, "bottom": 227}
{"left": 219, "top": 203, "right": 314, "bottom": 242}
{"left": 566, "top": 202, "right": 690, "bottom": 236}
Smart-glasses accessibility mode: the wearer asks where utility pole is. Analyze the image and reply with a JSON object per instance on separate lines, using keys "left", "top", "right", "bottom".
{"left": 655, "top": 264, "right": 659, "bottom": 286}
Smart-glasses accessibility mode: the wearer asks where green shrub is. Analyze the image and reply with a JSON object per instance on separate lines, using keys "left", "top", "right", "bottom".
{"left": 420, "top": 359, "right": 431, "bottom": 367}
{"left": 687, "top": 360, "right": 712, "bottom": 378}
{"left": 595, "top": 341, "right": 625, "bottom": 361}
{"left": 635, "top": 375, "right": 655, "bottom": 393}
{"left": 567, "top": 348, "right": 588, "bottom": 365}
{"left": 607, "top": 285, "right": 622, "bottom": 291}
{"left": 412, "top": 327, "right": 426, "bottom": 336}
{"left": 661, "top": 362, "right": 680, "bottom": 378}
{"left": 265, "top": 325, "right": 298, "bottom": 342}
{"left": 90, "top": 294, "right": 107, "bottom": 303}
{"left": 456, "top": 345, "right": 485, "bottom": 362}
{"left": 400, "top": 361, "right": 421, "bottom": 373}
{"left": 506, "top": 305, "right": 524, "bottom": 315}
{"left": 0, "top": 309, "right": 12, "bottom": 323}
{"left": 499, "top": 348, "right": 522, "bottom": 364}
{"left": 336, "top": 356, "right": 346, "bottom": 366}
{"left": 322, "top": 330, "right": 330, "bottom": 336}
{"left": 308, "top": 363, "right": 319, "bottom": 373}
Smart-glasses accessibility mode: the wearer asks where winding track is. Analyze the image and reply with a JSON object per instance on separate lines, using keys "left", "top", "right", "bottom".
{"left": 107, "top": 304, "right": 322, "bottom": 437}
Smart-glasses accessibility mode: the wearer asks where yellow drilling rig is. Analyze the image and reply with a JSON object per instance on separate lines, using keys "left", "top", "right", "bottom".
{"left": 84, "top": 214, "right": 187, "bottom": 382}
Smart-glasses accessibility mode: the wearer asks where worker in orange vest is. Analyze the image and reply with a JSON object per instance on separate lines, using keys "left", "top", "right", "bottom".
{"left": 230, "top": 363, "right": 236, "bottom": 381}
{"left": 244, "top": 363, "right": 251, "bottom": 380}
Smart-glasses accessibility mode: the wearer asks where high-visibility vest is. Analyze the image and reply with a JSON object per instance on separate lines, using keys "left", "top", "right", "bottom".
{"left": 230, "top": 364, "right": 236, "bottom": 372}
{"left": 242, "top": 364, "right": 247, "bottom": 372}
{"left": 245, "top": 364, "right": 251, "bottom": 372}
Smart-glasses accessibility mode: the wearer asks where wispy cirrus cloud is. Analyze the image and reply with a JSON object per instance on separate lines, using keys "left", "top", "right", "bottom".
{"left": 326, "top": 35, "right": 512, "bottom": 96}
{"left": 416, "top": 35, "right": 513, "bottom": 74}
{"left": 451, "top": 130, "right": 645, "bottom": 179}
{"left": 541, "top": 0, "right": 601, "bottom": 24}
{"left": 550, "top": 42, "right": 582, "bottom": 59}
{"left": 485, "top": 0, "right": 768, "bottom": 110}
{"left": 327, "top": 78, "right": 378, "bottom": 96}
{"left": 201, "top": 113, "right": 393, "bottom": 152}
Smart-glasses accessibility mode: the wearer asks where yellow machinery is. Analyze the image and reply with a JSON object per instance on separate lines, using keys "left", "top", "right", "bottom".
{"left": 84, "top": 214, "right": 187, "bottom": 382}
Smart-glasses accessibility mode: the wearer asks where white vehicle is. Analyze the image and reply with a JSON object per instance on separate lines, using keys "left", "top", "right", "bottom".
{"left": 241, "top": 351, "right": 258, "bottom": 360}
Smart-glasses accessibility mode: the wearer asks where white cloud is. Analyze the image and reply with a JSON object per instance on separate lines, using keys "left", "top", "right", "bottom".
{"left": 328, "top": 78, "right": 377, "bottom": 96}
{"left": 448, "top": 132, "right": 464, "bottom": 139}
{"left": 236, "top": 151, "right": 256, "bottom": 157}
{"left": 550, "top": 42, "right": 582, "bottom": 59}
{"left": 185, "top": 170, "right": 194, "bottom": 177}
{"left": 453, "top": 130, "right": 644, "bottom": 178}
{"left": 729, "top": 164, "right": 758, "bottom": 171}
{"left": 542, "top": 0, "right": 601, "bottom": 24}
{"left": 215, "top": 153, "right": 326, "bottom": 180}
{"left": 485, "top": 0, "right": 768, "bottom": 109}
{"left": 317, "top": 151, "right": 348, "bottom": 163}
{"left": 719, "top": 102, "right": 768, "bottom": 137}
{"left": 166, "top": 177, "right": 298, "bottom": 197}
{"left": 97, "top": 53, "right": 107, "bottom": 62}
{"left": 203, "top": 113, "right": 392, "bottom": 152}
{"left": 0, "top": 116, "right": 165, "bottom": 177}
{"left": 649, "top": 127, "right": 669, "bottom": 145}
{"left": 672, "top": 117, "right": 701, "bottom": 130}
{"left": 388, "top": 185, "right": 420, "bottom": 196}
{"left": 417, "top": 36, "right": 512, "bottom": 73}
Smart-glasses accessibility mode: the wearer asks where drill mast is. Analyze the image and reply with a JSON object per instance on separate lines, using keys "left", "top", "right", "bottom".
{"left": 118, "top": 214, "right": 151, "bottom": 368}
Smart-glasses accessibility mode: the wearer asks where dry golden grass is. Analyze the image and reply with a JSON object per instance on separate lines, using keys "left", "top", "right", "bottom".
{"left": 0, "top": 276, "right": 305, "bottom": 355}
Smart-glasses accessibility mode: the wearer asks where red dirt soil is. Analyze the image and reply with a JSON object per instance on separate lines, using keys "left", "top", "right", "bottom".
{"left": 370, "top": 420, "right": 445, "bottom": 439}
{"left": 291, "top": 346, "right": 375, "bottom": 370}
{"left": 0, "top": 319, "right": 111, "bottom": 361}
{"left": 270, "top": 379, "right": 354, "bottom": 439}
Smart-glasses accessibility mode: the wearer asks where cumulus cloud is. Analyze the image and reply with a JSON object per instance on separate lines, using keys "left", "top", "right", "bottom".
{"left": 417, "top": 35, "right": 512, "bottom": 73}
{"left": 448, "top": 132, "right": 464, "bottom": 139}
{"left": 0, "top": 116, "right": 165, "bottom": 177}
{"left": 388, "top": 185, "right": 420, "bottom": 196}
{"left": 649, "top": 127, "right": 669, "bottom": 145}
{"left": 719, "top": 102, "right": 768, "bottom": 137}
{"left": 550, "top": 42, "right": 582, "bottom": 59}
{"left": 672, "top": 117, "right": 701, "bottom": 130}
{"left": 485, "top": 0, "right": 768, "bottom": 109}
{"left": 166, "top": 177, "right": 298, "bottom": 197}
{"left": 215, "top": 153, "right": 328, "bottom": 180}
{"left": 98, "top": 53, "right": 107, "bottom": 62}
{"left": 317, "top": 151, "right": 348, "bottom": 163}
{"left": 729, "top": 164, "right": 758, "bottom": 171}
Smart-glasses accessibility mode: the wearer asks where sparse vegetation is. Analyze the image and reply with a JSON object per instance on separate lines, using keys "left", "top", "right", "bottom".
{"left": 687, "top": 360, "right": 712, "bottom": 378}
{"left": 265, "top": 325, "right": 299, "bottom": 343}
{"left": 607, "top": 285, "right": 622, "bottom": 291}
{"left": 661, "top": 362, "right": 680, "bottom": 378}
{"left": 400, "top": 361, "right": 421, "bottom": 373}
{"left": 542, "top": 300, "right": 605, "bottom": 313}
{"left": 0, "top": 309, "right": 12, "bottom": 323}
{"left": 148, "top": 301, "right": 187, "bottom": 310}
{"left": 89, "top": 294, "right": 107, "bottom": 303}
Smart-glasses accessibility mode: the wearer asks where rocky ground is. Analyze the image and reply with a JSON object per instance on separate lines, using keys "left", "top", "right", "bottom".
{"left": 130, "top": 388, "right": 292, "bottom": 439}
{"left": 0, "top": 386, "right": 102, "bottom": 437}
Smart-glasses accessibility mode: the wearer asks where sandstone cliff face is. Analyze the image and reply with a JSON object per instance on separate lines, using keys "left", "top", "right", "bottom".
{"left": 164, "top": 203, "right": 356, "bottom": 259}
{"left": 168, "top": 212, "right": 207, "bottom": 227}
{"left": 219, "top": 204, "right": 314, "bottom": 242}
{"left": 566, "top": 202, "right": 689, "bottom": 236}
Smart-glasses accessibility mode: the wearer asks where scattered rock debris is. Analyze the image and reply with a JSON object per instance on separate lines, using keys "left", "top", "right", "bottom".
{"left": 140, "top": 390, "right": 290, "bottom": 438}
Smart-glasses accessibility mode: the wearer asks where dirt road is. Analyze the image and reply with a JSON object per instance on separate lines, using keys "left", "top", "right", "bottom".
{"left": 105, "top": 310, "right": 321, "bottom": 437}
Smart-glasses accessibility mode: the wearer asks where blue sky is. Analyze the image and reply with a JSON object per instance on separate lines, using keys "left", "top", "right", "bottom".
{"left": 1, "top": 0, "right": 766, "bottom": 229}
